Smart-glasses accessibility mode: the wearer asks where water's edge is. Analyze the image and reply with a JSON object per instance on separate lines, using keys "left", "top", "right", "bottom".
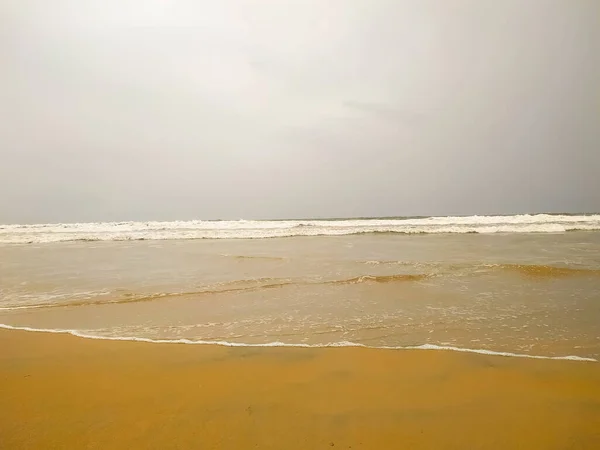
{"left": 1, "top": 323, "right": 595, "bottom": 362}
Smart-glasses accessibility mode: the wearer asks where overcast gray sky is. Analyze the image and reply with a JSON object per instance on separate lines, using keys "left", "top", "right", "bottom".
{"left": 1, "top": 0, "right": 599, "bottom": 223}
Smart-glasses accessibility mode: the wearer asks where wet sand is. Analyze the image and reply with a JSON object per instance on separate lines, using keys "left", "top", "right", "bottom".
{"left": 1, "top": 329, "right": 600, "bottom": 449}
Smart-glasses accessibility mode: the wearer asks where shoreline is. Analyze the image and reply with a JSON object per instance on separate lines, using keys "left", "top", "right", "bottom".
{"left": 0, "top": 323, "right": 595, "bottom": 362}
{"left": 2, "top": 328, "right": 600, "bottom": 449}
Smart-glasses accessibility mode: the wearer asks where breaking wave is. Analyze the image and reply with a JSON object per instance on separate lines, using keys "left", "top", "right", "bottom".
{"left": 1, "top": 214, "right": 599, "bottom": 244}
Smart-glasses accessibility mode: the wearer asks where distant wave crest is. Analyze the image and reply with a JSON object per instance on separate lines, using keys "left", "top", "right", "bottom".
{"left": 1, "top": 214, "right": 599, "bottom": 244}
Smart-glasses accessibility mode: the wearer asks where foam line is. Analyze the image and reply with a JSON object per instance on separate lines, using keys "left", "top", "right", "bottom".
{"left": 0, "top": 323, "right": 595, "bottom": 362}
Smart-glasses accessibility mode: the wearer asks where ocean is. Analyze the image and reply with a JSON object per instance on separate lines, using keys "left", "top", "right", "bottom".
{"left": 1, "top": 214, "right": 599, "bottom": 360}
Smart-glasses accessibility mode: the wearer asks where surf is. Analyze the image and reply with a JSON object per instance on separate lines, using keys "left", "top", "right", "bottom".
{"left": 2, "top": 214, "right": 600, "bottom": 244}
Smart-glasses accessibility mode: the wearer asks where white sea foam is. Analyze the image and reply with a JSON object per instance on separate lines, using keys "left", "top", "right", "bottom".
{"left": 0, "top": 323, "right": 595, "bottom": 362}
{"left": 1, "top": 214, "right": 599, "bottom": 244}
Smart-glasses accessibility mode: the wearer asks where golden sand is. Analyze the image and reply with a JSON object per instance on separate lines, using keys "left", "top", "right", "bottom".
{"left": 1, "top": 329, "right": 600, "bottom": 449}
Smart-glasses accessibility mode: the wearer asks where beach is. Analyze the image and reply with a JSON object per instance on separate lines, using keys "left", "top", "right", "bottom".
{"left": 4, "top": 0, "right": 600, "bottom": 444}
{"left": 2, "top": 328, "right": 600, "bottom": 449}
{"left": 2, "top": 217, "right": 600, "bottom": 448}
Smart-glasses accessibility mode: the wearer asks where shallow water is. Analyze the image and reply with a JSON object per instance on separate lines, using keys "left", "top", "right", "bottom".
{"left": 1, "top": 232, "right": 599, "bottom": 359}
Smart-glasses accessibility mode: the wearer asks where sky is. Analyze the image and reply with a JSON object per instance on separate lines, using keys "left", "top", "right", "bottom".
{"left": 1, "top": 0, "right": 599, "bottom": 223}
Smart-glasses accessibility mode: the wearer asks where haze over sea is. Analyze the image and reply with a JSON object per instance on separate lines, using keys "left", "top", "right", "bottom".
{"left": 2, "top": 213, "right": 599, "bottom": 361}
